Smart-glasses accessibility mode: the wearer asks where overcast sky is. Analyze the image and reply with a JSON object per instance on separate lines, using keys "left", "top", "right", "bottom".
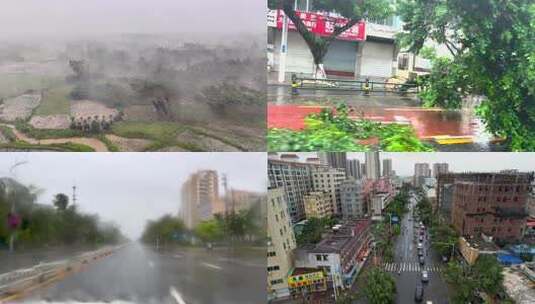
{"left": 284, "top": 152, "right": 535, "bottom": 176}
{"left": 0, "top": 0, "right": 265, "bottom": 36}
{"left": 0, "top": 153, "right": 267, "bottom": 239}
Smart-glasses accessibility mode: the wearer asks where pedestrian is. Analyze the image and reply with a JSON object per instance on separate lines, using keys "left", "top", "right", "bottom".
{"left": 291, "top": 73, "right": 299, "bottom": 96}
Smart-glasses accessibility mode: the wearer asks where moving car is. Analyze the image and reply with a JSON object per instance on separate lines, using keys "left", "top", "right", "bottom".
{"left": 421, "top": 270, "right": 429, "bottom": 282}
{"left": 415, "top": 284, "right": 424, "bottom": 302}
{"left": 418, "top": 242, "right": 423, "bottom": 249}
{"left": 418, "top": 248, "right": 424, "bottom": 256}
{"left": 419, "top": 256, "right": 425, "bottom": 265}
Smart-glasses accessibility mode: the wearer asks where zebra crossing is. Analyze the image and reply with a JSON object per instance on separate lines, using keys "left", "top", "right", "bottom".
{"left": 383, "top": 262, "right": 441, "bottom": 273}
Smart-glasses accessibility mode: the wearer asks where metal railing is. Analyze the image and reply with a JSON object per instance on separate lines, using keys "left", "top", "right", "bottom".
{"left": 292, "top": 76, "right": 419, "bottom": 95}
{"left": 0, "top": 246, "right": 121, "bottom": 298}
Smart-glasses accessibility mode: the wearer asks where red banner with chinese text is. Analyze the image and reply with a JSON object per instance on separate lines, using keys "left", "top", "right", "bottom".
{"left": 276, "top": 10, "right": 366, "bottom": 41}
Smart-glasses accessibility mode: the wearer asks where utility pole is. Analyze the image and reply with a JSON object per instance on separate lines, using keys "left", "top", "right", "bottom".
{"left": 278, "top": 10, "right": 289, "bottom": 83}
{"left": 72, "top": 185, "right": 77, "bottom": 208}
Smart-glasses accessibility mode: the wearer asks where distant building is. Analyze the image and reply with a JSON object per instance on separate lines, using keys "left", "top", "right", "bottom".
{"left": 340, "top": 179, "right": 365, "bottom": 219}
{"left": 294, "top": 219, "right": 372, "bottom": 289}
{"left": 365, "top": 151, "right": 380, "bottom": 180}
{"left": 414, "top": 163, "right": 431, "bottom": 187}
{"left": 360, "top": 163, "right": 367, "bottom": 178}
{"left": 346, "top": 159, "right": 361, "bottom": 179}
{"left": 318, "top": 152, "right": 347, "bottom": 172}
{"left": 304, "top": 191, "right": 332, "bottom": 219}
{"left": 311, "top": 166, "right": 346, "bottom": 215}
{"left": 433, "top": 163, "right": 449, "bottom": 178}
{"left": 450, "top": 172, "right": 533, "bottom": 242}
{"left": 382, "top": 159, "right": 393, "bottom": 177}
{"left": 180, "top": 170, "right": 220, "bottom": 229}
{"left": 268, "top": 188, "right": 297, "bottom": 300}
{"left": 225, "top": 189, "right": 262, "bottom": 213}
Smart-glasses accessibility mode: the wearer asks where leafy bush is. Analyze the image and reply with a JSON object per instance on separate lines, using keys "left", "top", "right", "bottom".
{"left": 268, "top": 104, "right": 434, "bottom": 151}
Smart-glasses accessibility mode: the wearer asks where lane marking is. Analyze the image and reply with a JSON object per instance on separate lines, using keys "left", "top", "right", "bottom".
{"left": 202, "top": 263, "right": 222, "bottom": 270}
{"left": 170, "top": 286, "right": 187, "bottom": 304}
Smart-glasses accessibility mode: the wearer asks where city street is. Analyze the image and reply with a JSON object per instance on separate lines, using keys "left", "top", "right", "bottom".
{"left": 385, "top": 193, "right": 450, "bottom": 304}
{"left": 12, "top": 243, "right": 266, "bottom": 304}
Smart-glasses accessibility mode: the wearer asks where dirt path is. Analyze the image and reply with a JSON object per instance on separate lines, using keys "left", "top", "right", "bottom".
{"left": 0, "top": 123, "right": 109, "bottom": 152}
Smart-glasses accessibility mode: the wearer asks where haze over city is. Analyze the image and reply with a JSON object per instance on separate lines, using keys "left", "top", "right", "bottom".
{"left": 0, "top": 152, "right": 267, "bottom": 239}
{"left": 285, "top": 152, "right": 535, "bottom": 176}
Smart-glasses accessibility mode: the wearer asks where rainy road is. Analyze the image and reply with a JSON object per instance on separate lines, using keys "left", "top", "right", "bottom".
{"left": 16, "top": 243, "right": 266, "bottom": 304}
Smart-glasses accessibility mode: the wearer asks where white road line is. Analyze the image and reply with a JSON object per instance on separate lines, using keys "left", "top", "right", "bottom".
{"left": 170, "top": 286, "right": 187, "bottom": 304}
{"left": 202, "top": 262, "right": 222, "bottom": 270}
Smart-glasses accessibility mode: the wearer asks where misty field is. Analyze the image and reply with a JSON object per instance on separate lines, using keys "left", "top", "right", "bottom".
{"left": 34, "top": 85, "right": 72, "bottom": 115}
{"left": 0, "top": 74, "right": 62, "bottom": 99}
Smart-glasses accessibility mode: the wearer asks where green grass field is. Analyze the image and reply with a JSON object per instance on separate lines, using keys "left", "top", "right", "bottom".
{"left": 33, "top": 85, "right": 72, "bottom": 115}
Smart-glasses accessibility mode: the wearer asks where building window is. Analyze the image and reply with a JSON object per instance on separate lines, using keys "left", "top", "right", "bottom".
{"left": 270, "top": 279, "right": 284, "bottom": 285}
{"left": 267, "top": 265, "right": 280, "bottom": 272}
{"left": 268, "top": 251, "right": 277, "bottom": 257}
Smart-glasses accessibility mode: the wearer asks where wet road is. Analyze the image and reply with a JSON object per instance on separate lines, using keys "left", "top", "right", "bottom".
{"left": 17, "top": 243, "right": 266, "bottom": 304}
{"left": 387, "top": 194, "right": 450, "bottom": 304}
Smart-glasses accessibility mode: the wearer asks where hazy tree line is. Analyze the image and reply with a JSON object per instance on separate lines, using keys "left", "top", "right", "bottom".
{"left": 141, "top": 198, "right": 266, "bottom": 247}
{"left": 0, "top": 178, "right": 123, "bottom": 250}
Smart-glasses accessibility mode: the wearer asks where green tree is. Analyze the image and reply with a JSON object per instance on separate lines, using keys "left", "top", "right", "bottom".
{"left": 269, "top": 0, "right": 391, "bottom": 78}
{"left": 195, "top": 219, "right": 224, "bottom": 242}
{"left": 397, "top": 0, "right": 535, "bottom": 151}
{"left": 473, "top": 255, "right": 504, "bottom": 297}
{"left": 364, "top": 268, "right": 396, "bottom": 304}
{"left": 52, "top": 193, "right": 69, "bottom": 211}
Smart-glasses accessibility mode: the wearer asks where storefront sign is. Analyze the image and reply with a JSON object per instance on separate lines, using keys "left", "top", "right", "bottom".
{"left": 288, "top": 271, "right": 325, "bottom": 288}
{"left": 275, "top": 10, "right": 366, "bottom": 41}
{"left": 267, "top": 9, "right": 277, "bottom": 27}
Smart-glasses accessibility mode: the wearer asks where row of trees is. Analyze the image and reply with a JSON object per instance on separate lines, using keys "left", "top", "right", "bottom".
{"left": 70, "top": 114, "right": 123, "bottom": 134}
{"left": 141, "top": 202, "right": 266, "bottom": 247}
{"left": 0, "top": 178, "right": 123, "bottom": 250}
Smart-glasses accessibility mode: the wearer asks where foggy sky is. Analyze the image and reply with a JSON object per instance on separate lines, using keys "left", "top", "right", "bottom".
{"left": 284, "top": 152, "right": 535, "bottom": 176}
{"left": 0, "top": 153, "right": 267, "bottom": 239}
{"left": 0, "top": 0, "right": 265, "bottom": 37}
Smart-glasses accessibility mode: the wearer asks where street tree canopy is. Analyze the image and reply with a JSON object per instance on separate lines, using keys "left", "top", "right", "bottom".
{"left": 398, "top": 0, "right": 535, "bottom": 150}
{"left": 268, "top": 0, "right": 392, "bottom": 77}
{"left": 365, "top": 268, "right": 396, "bottom": 304}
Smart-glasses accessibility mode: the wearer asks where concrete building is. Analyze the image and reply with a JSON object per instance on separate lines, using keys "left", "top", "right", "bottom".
{"left": 268, "top": 3, "right": 403, "bottom": 79}
{"left": 450, "top": 172, "right": 533, "bottom": 242}
{"left": 294, "top": 220, "right": 372, "bottom": 289}
{"left": 437, "top": 173, "right": 456, "bottom": 223}
{"left": 304, "top": 191, "right": 332, "bottom": 219}
{"left": 346, "top": 159, "right": 361, "bottom": 180}
{"left": 382, "top": 158, "right": 393, "bottom": 177}
{"left": 360, "top": 163, "right": 366, "bottom": 178}
{"left": 340, "top": 179, "right": 365, "bottom": 219}
{"left": 268, "top": 188, "right": 297, "bottom": 300}
{"left": 318, "top": 152, "right": 347, "bottom": 172}
{"left": 365, "top": 151, "right": 381, "bottom": 181}
{"left": 414, "top": 163, "right": 431, "bottom": 187}
{"left": 180, "top": 170, "right": 221, "bottom": 229}
{"left": 225, "top": 189, "right": 263, "bottom": 213}
{"left": 311, "top": 166, "right": 346, "bottom": 215}
{"left": 268, "top": 158, "right": 316, "bottom": 222}
{"left": 433, "top": 163, "right": 449, "bottom": 178}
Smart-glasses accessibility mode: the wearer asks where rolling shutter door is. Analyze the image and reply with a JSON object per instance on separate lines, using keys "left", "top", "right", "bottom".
{"left": 360, "top": 41, "right": 394, "bottom": 78}
{"left": 324, "top": 40, "right": 357, "bottom": 76}
{"left": 274, "top": 32, "right": 314, "bottom": 75}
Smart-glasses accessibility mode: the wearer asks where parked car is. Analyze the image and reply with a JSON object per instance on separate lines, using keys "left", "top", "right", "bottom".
{"left": 442, "top": 255, "right": 449, "bottom": 263}
{"left": 415, "top": 284, "right": 424, "bottom": 302}
{"left": 421, "top": 270, "right": 429, "bottom": 282}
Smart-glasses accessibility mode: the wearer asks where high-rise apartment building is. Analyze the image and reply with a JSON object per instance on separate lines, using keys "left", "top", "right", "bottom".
{"left": 433, "top": 163, "right": 449, "bottom": 178}
{"left": 414, "top": 163, "right": 431, "bottom": 187}
{"left": 382, "top": 159, "right": 393, "bottom": 177}
{"left": 346, "top": 159, "right": 361, "bottom": 179}
{"left": 318, "top": 152, "right": 347, "bottom": 171}
{"left": 268, "top": 188, "right": 297, "bottom": 300}
{"left": 340, "top": 179, "right": 365, "bottom": 218}
{"left": 365, "top": 151, "right": 381, "bottom": 180}
{"left": 311, "top": 166, "right": 346, "bottom": 215}
{"left": 268, "top": 158, "right": 315, "bottom": 222}
{"left": 180, "top": 170, "right": 221, "bottom": 229}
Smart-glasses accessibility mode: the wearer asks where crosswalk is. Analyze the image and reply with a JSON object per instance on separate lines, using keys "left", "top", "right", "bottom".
{"left": 383, "top": 262, "right": 441, "bottom": 273}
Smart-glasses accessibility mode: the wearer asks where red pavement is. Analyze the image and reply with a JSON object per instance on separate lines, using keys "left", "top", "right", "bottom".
{"left": 268, "top": 103, "right": 478, "bottom": 138}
